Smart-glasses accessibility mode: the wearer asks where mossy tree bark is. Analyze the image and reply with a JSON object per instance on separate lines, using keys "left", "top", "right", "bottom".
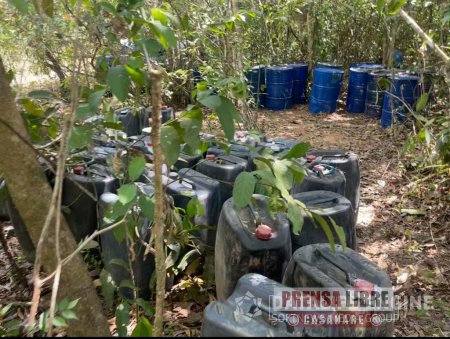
{"left": 0, "top": 56, "right": 111, "bottom": 337}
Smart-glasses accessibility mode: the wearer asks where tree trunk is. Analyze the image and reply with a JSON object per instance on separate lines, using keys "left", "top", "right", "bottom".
{"left": 0, "top": 57, "right": 111, "bottom": 337}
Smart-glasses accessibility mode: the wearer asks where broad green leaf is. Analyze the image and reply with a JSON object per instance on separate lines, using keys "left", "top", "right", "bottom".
{"left": 28, "top": 90, "right": 54, "bottom": 99}
{"left": 131, "top": 316, "right": 153, "bottom": 337}
{"left": 376, "top": 0, "right": 386, "bottom": 12}
{"left": 198, "top": 95, "right": 221, "bottom": 109}
{"left": 136, "top": 38, "right": 162, "bottom": 58}
{"left": 67, "top": 298, "right": 80, "bottom": 310}
{"left": 107, "top": 66, "right": 131, "bottom": 102}
{"left": 416, "top": 93, "right": 429, "bottom": 112}
{"left": 100, "top": 269, "right": 116, "bottom": 308}
{"left": 52, "top": 316, "right": 67, "bottom": 328}
{"left": 96, "top": 1, "right": 117, "bottom": 14}
{"left": 151, "top": 8, "right": 167, "bottom": 25}
{"left": 161, "top": 125, "right": 181, "bottom": 167}
{"left": 125, "top": 65, "right": 145, "bottom": 86}
{"left": 116, "top": 302, "right": 130, "bottom": 337}
{"left": 61, "top": 310, "right": 78, "bottom": 320}
{"left": 75, "top": 104, "right": 93, "bottom": 120}
{"left": 20, "top": 98, "right": 44, "bottom": 117}
{"left": 134, "top": 299, "right": 154, "bottom": 317}
{"left": 387, "top": 0, "right": 406, "bottom": 15}
{"left": 6, "top": 69, "right": 14, "bottom": 83}
{"left": 281, "top": 142, "right": 311, "bottom": 160}
{"left": 233, "top": 172, "right": 256, "bottom": 209}
{"left": 58, "top": 298, "right": 69, "bottom": 311}
{"left": 68, "top": 125, "right": 93, "bottom": 150}
{"left": 252, "top": 169, "right": 276, "bottom": 186}
{"left": 273, "top": 160, "right": 293, "bottom": 192}
{"left": 186, "top": 197, "right": 204, "bottom": 218}
{"left": 7, "top": 0, "right": 28, "bottom": 14}
{"left": 109, "top": 258, "right": 129, "bottom": 270}
{"left": 288, "top": 201, "right": 303, "bottom": 235}
{"left": 149, "top": 20, "right": 176, "bottom": 49}
{"left": 139, "top": 195, "right": 154, "bottom": 221}
{"left": 129, "top": 156, "right": 146, "bottom": 181}
{"left": 312, "top": 213, "right": 335, "bottom": 251}
{"left": 216, "top": 96, "right": 241, "bottom": 121}
{"left": 88, "top": 90, "right": 106, "bottom": 111}
{"left": 328, "top": 217, "right": 346, "bottom": 250}
{"left": 180, "top": 118, "right": 201, "bottom": 150}
{"left": 177, "top": 249, "right": 198, "bottom": 272}
{"left": 118, "top": 184, "right": 137, "bottom": 205}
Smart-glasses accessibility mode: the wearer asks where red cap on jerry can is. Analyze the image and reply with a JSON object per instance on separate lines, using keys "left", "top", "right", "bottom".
{"left": 353, "top": 279, "right": 375, "bottom": 292}
{"left": 313, "top": 165, "right": 326, "bottom": 172}
{"left": 306, "top": 155, "right": 317, "bottom": 162}
{"left": 73, "top": 166, "right": 85, "bottom": 175}
{"left": 255, "top": 224, "right": 273, "bottom": 240}
{"left": 206, "top": 154, "right": 216, "bottom": 161}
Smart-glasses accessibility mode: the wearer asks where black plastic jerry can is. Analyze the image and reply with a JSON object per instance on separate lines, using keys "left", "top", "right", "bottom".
{"left": 283, "top": 244, "right": 394, "bottom": 337}
{"left": 174, "top": 152, "right": 203, "bottom": 171}
{"left": 99, "top": 188, "right": 154, "bottom": 300}
{"left": 195, "top": 154, "right": 247, "bottom": 205}
{"left": 292, "top": 190, "right": 355, "bottom": 251}
{"left": 291, "top": 163, "right": 346, "bottom": 196}
{"left": 115, "top": 107, "right": 148, "bottom": 137}
{"left": 215, "top": 195, "right": 292, "bottom": 301}
{"left": 177, "top": 168, "right": 222, "bottom": 247}
{"left": 306, "top": 150, "right": 360, "bottom": 219}
{"left": 201, "top": 273, "right": 338, "bottom": 337}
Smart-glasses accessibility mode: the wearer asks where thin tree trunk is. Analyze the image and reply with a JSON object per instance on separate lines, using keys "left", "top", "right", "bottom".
{"left": 149, "top": 69, "right": 166, "bottom": 337}
{"left": 0, "top": 57, "right": 111, "bottom": 337}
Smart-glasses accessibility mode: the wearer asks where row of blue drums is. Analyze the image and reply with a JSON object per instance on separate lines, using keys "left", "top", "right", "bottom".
{"left": 245, "top": 62, "right": 433, "bottom": 128}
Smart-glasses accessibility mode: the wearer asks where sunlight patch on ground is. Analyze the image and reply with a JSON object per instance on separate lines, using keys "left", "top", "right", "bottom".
{"left": 357, "top": 203, "right": 375, "bottom": 227}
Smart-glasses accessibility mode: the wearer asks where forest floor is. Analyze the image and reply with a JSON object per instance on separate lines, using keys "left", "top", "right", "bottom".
{"left": 1, "top": 104, "right": 449, "bottom": 336}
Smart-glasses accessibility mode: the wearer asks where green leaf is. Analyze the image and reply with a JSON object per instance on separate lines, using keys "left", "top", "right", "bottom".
{"left": 416, "top": 93, "right": 429, "bottom": 112}
{"left": 132, "top": 316, "right": 153, "bottom": 337}
{"left": 42, "top": 0, "right": 54, "bottom": 17}
{"left": 139, "top": 195, "right": 154, "bottom": 221}
{"left": 134, "top": 299, "right": 154, "bottom": 317}
{"left": 52, "top": 316, "right": 68, "bottom": 328}
{"left": 328, "top": 217, "right": 346, "bottom": 250}
{"left": 136, "top": 38, "right": 162, "bottom": 58}
{"left": 100, "top": 269, "right": 116, "bottom": 309}
{"left": 312, "top": 213, "right": 335, "bottom": 251}
{"left": 177, "top": 249, "right": 198, "bottom": 271}
{"left": 88, "top": 90, "right": 106, "bottom": 112}
{"left": 67, "top": 298, "right": 80, "bottom": 310}
{"left": 180, "top": 118, "right": 201, "bottom": 150}
{"left": 273, "top": 160, "right": 293, "bottom": 192}
{"left": 186, "top": 197, "right": 204, "bottom": 218}
{"left": 6, "top": 69, "right": 14, "bottom": 83}
{"left": 7, "top": 0, "right": 28, "bottom": 14}
{"left": 149, "top": 20, "right": 176, "bottom": 49}
{"left": 109, "top": 258, "right": 129, "bottom": 270}
{"left": 118, "top": 184, "right": 137, "bottom": 205}
{"left": 68, "top": 125, "right": 93, "bottom": 150}
{"left": 288, "top": 201, "right": 303, "bottom": 235}
{"left": 125, "top": 65, "right": 145, "bottom": 86}
{"left": 61, "top": 310, "right": 78, "bottom": 320}
{"left": 161, "top": 125, "right": 181, "bottom": 167}
{"left": 28, "top": 90, "right": 54, "bottom": 99}
{"left": 116, "top": 302, "right": 130, "bottom": 337}
{"left": 75, "top": 104, "right": 93, "bottom": 120}
{"left": 107, "top": 66, "right": 131, "bottom": 102}
{"left": 20, "top": 98, "right": 44, "bottom": 117}
{"left": 233, "top": 172, "right": 256, "bottom": 209}
{"left": 198, "top": 95, "right": 221, "bottom": 109}
{"left": 58, "top": 298, "right": 69, "bottom": 311}
{"left": 151, "top": 8, "right": 168, "bottom": 25}
{"left": 281, "top": 142, "right": 310, "bottom": 160}
{"left": 387, "top": 0, "right": 406, "bottom": 15}
{"left": 96, "top": 1, "right": 117, "bottom": 15}
{"left": 376, "top": 0, "right": 386, "bottom": 12}
{"left": 129, "top": 156, "right": 146, "bottom": 181}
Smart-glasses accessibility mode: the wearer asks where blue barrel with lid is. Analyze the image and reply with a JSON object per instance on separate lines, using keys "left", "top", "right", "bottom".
{"left": 285, "top": 63, "right": 308, "bottom": 104}
{"left": 309, "top": 68, "right": 344, "bottom": 113}
{"left": 381, "top": 73, "right": 419, "bottom": 128}
{"left": 346, "top": 68, "right": 370, "bottom": 113}
{"left": 349, "top": 62, "right": 384, "bottom": 70}
{"left": 245, "top": 65, "right": 266, "bottom": 108}
{"left": 316, "top": 62, "right": 343, "bottom": 70}
{"left": 265, "top": 66, "right": 294, "bottom": 110}
{"left": 365, "top": 69, "right": 390, "bottom": 118}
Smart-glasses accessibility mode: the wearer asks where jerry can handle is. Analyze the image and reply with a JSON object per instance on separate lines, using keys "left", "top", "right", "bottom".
{"left": 307, "top": 197, "right": 339, "bottom": 206}
{"left": 314, "top": 248, "right": 357, "bottom": 285}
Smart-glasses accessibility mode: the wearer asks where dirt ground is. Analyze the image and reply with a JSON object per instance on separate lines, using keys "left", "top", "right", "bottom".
{"left": 1, "top": 104, "right": 449, "bottom": 336}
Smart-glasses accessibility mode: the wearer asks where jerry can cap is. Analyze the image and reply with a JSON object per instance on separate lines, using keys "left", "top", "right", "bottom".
{"left": 255, "top": 224, "right": 272, "bottom": 240}
{"left": 73, "top": 166, "right": 85, "bottom": 175}
{"left": 206, "top": 154, "right": 216, "bottom": 161}
{"left": 306, "top": 155, "right": 317, "bottom": 162}
{"left": 353, "top": 279, "right": 375, "bottom": 292}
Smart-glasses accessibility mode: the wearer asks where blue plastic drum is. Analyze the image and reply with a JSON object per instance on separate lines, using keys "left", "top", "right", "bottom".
{"left": 309, "top": 68, "right": 344, "bottom": 114}
{"left": 266, "top": 66, "right": 294, "bottom": 110}
{"left": 285, "top": 63, "right": 309, "bottom": 104}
